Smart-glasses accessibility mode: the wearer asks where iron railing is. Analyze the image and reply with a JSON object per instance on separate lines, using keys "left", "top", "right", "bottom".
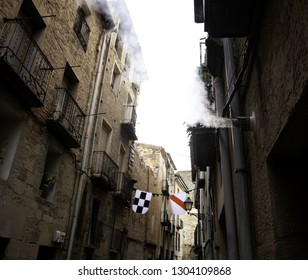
{"left": 91, "top": 151, "right": 119, "bottom": 188}
{"left": 123, "top": 105, "right": 137, "bottom": 126}
{"left": 114, "top": 172, "right": 133, "bottom": 204}
{"left": 48, "top": 87, "right": 85, "bottom": 146}
{"left": 0, "top": 19, "right": 53, "bottom": 104}
{"left": 121, "top": 105, "right": 138, "bottom": 140}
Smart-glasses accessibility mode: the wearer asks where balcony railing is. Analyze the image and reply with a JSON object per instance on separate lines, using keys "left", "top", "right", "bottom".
{"left": 46, "top": 88, "right": 85, "bottom": 148}
{"left": 113, "top": 172, "right": 134, "bottom": 206}
{"left": 0, "top": 19, "right": 53, "bottom": 107}
{"left": 188, "top": 126, "right": 217, "bottom": 181}
{"left": 91, "top": 151, "right": 119, "bottom": 190}
{"left": 121, "top": 105, "right": 137, "bottom": 140}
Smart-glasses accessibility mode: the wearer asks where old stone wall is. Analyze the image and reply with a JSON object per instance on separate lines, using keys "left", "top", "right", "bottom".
{"left": 242, "top": 0, "right": 308, "bottom": 259}
{"left": 122, "top": 148, "right": 159, "bottom": 259}
{"left": 0, "top": 0, "right": 146, "bottom": 260}
{"left": 0, "top": 0, "right": 103, "bottom": 259}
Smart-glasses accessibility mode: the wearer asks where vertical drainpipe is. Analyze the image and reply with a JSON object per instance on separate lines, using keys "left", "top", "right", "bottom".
{"left": 206, "top": 166, "right": 214, "bottom": 259}
{"left": 66, "top": 30, "right": 114, "bottom": 259}
{"left": 223, "top": 38, "right": 253, "bottom": 259}
{"left": 214, "top": 77, "right": 239, "bottom": 259}
{"left": 198, "top": 171, "right": 205, "bottom": 259}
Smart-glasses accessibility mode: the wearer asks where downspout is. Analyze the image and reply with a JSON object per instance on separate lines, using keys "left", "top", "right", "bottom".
{"left": 197, "top": 170, "right": 205, "bottom": 259}
{"left": 214, "top": 77, "right": 239, "bottom": 259}
{"left": 193, "top": 172, "right": 201, "bottom": 259}
{"left": 66, "top": 30, "right": 114, "bottom": 259}
{"left": 223, "top": 38, "right": 253, "bottom": 259}
{"left": 205, "top": 166, "right": 214, "bottom": 259}
{"left": 90, "top": 30, "right": 115, "bottom": 156}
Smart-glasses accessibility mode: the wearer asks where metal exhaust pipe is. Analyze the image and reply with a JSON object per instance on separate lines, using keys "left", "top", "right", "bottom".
{"left": 232, "top": 112, "right": 256, "bottom": 131}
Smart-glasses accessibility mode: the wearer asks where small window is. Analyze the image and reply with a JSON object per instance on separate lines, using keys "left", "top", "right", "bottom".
{"left": 39, "top": 147, "right": 61, "bottom": 201}
{"left": 19, "top": 0, "right": 46, "bottom": 38}
{"left": 73, "top": 7, "right": 90, "bottom": 51}
{"left": 61, "top": 62, "right": 79, "bottom": 95}
{"left": 110, "top": 63, "right": 121, "bottom": 93}
{"left": 99, "top": 120, "right": 112, "bottom": 152}
{"left": 118, "top": 144, "right": 126, "bottom": 172}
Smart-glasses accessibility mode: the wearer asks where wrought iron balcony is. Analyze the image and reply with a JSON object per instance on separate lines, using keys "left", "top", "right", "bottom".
{"left": 188, "top": 126, "right": 217, "bottom": 181}
{"left": 46, "top": 88, "right": 85, "bottom": 148}
{"left": 91, "top": 151, "right": 119, "bottom": 190}
{"left": 112, "top": 172, "right": 134, "bottom": 206}
{"left": 0, "top": 19, "right": 53, "bottom": 107}
{"left": 121, "top": 105, "right": 137, "bottom": 140}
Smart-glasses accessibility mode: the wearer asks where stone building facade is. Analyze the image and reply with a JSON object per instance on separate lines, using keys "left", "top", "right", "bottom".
{"left": 0, "top": 0, "right": 150, "bottom": 260}
{"left": 175, "top": 170, "right": 198, "bottom": 260}
{"left": 135, "top": 143, "right": 195, "bottom": 260}
{"left": 0, "top": 0, "right": 196, "bottom": 260}
{"left": 122, "top": 146, "right": 161, "bottom": 260}
{"left": 192, "top": 0, "right": 308, "bottom": 259}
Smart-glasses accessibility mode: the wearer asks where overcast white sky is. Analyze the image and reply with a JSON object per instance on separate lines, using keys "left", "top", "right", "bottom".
{"left": 125, "top": 0, "right": 206, "bottom": 171}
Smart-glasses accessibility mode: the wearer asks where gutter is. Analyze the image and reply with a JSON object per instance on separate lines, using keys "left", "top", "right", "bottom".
{"left": 214, "top": 76, "right": 239, "bottom": 259}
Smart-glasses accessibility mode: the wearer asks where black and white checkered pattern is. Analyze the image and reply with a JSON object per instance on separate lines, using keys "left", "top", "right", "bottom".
{"left": 132, "top": 189, "right": 152, "bottom": 214}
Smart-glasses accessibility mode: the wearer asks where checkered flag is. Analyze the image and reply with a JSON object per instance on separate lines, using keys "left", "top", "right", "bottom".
{"left": 132, "top": 189, "right": 152, "bottom": 214}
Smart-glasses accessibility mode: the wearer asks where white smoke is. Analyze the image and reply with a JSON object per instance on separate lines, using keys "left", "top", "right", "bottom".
{"left": 85, "top": 0, "right": 148, "bottom": 84}
{"left": 184, "top": 71, "right": 232, "bottom": 129}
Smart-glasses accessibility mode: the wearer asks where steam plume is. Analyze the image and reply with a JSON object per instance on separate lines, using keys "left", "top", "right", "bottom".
{"left": 85, "top": 0, "right": 148, "bottom": 83}
{"left": 184, "top": 71, "right": 232, "bottom": 129}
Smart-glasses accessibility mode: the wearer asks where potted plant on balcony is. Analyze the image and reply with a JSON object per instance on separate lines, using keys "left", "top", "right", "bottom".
{"left": 187, "top": 124, "right": 217, "bottom": 169}
{"left": 40, "top": 173, "right": 56, "bottom": 198}
{"left": 40, "top": 173, "right": 56, "bottom": 190}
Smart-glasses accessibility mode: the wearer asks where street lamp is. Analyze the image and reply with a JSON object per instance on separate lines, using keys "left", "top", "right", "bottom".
{"left": 184, "top": 197, "right": 193, "bottom": 212}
